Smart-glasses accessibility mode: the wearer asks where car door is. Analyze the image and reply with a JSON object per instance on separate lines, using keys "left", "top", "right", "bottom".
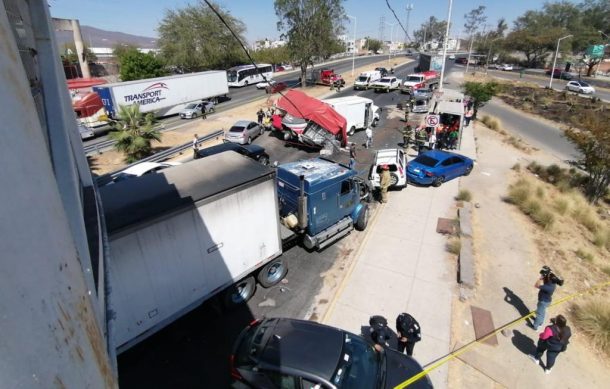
{"left": 247, "top": 122, "right": 258, "bottom": 138}
{"left": 447, "top": 157, "right": 465, "bottom": 179}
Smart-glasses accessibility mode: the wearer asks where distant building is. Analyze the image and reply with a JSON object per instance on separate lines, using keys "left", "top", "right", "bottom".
{"left": 253, "top": 38, "right": 287, "bottom": 51}
{"left": 338, "top": 34, "right": 356, "bottom": 54}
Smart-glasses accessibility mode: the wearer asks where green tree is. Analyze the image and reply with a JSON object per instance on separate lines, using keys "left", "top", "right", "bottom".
{"left": 464, "top": 6, "right": 487, "bottom": 70}
{"left": 252, "top": 46, "right": 291, "bottom": 65}
{"left": 565, "top": 117, "right": 610, "bottom": 203}
{"left": 366, "top": 39, "right": 383, "bottom": 53}
{"left": 108, "top": 104, "right": 162, "bottom": 163}
{"left": 413, "top": 16, "right": 447, "bottom": 48}
{"left": 158, "top": 1, "right": 247, "bottom": 72}
{"left": 61, "top": 43, "right": 97, "bottom": 63}
{"left": 462, "top": 81, "right": 499, "bottom": 118}
{"left": 274, "top": 0, "right": 346, "bottom": 86}
{"left": 115, "top": 48, "right": 167, "bottom": 81}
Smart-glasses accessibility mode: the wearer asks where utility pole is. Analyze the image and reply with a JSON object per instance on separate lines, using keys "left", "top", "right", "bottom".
{"left": 347, "top": 15, "right": 357, "bottom": 76}
{"left": 439, "top": 0, "right": 454, "bottom": 91}
{"left": 405, "top": 4, "right": 413, "bottom": 44}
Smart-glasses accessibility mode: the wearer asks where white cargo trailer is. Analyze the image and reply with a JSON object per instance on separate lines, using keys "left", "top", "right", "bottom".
{"left": 322, "top": 96, "right": 381, "bottom": 136}
{"left": 100, "top": 153, "right": 287, "bottom": 352}
{"left": 93, "top": 70, "right": 229, "bottom": 118}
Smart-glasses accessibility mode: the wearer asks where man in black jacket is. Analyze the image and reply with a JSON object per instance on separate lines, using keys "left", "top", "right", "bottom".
{"left": 396, "top": 313, "right": 421, "bottom": 356}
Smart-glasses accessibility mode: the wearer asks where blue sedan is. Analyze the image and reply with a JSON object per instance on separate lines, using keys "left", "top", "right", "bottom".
{"left": 406, "top": 150, "right": 474, "bottom": 186}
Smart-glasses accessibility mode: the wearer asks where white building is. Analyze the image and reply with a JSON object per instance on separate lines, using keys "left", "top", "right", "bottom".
{"left": 338, "top": 34, "right": 356, "bottom": 54}
{"left": 253, "top": 38, "right": 287, "bottom": 51}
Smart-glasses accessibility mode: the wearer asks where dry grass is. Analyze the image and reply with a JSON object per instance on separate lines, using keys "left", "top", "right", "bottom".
{"left": 456, "top": 189, "right": 473, "bottom": 202}
{"left": 480, "top": 115, "right": 500, "bottom": 131}
{"left": 446, "top": 237, "right": 462, "bottom": 255}
{"left": 505, "top": 177, "right": 554, "bottom": 230}
{"left": 572, "top": 297, "right": 610, "bottom": 357}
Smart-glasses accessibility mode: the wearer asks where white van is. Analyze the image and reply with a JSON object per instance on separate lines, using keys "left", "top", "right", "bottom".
{"left": 353, "top": 70, "right": 382, "bottom": 90}
{"left": 323, "top": 96, "right": 380, "bottom": 136}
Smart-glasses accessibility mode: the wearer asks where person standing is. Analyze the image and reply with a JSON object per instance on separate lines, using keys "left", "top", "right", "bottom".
{"left": 192, "top": 134, "right": 199, "bottom": 159}
{"left": 532, "top": 269, "right": 558, "bottom": 330}
{"left": 349, "top": 143, "right": 357, "bottom": 170}
{"left": 529, "top": 315, "right": 571, "bottom": 374}
{"left": 429, "top": 132, "right": 437, "bottom": 150}
{"left": 369, "top": 315, "right": 392, "bottom": 352}
{"left": 379, "top": 165, "right": 391, "bottom": 203}
{"left": 256, "top": 109, "right": 264, "bottom": 124}
{"left": 464, "top": 108, "right": 474, "bottom": 127}
{"left": 395, "top": 313, "right": 421, "bottom": 357}
{"left": 365, "top": 126, "right": 373, "bottom": 149}
{"left": 402, "top": 125, "right": 413, "bottom": 149}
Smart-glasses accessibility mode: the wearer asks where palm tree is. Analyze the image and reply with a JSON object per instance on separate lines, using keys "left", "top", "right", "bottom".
{"left": 108, "top": 104, "right": 161, "bottom": 163}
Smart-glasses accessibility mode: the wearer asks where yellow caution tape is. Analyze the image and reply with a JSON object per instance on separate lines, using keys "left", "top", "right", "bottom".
{"left": 394, "top": 280, "right": 610, "bottom": 388}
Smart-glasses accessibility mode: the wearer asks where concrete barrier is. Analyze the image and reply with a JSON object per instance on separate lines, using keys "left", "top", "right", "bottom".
{"left": 458, "top": 202, "right": 476, "bottom": 290}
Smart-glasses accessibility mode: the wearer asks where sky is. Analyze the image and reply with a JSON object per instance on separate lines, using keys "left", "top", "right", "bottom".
{"left": 48, "top": 0, "right": 577, "bottom": 43}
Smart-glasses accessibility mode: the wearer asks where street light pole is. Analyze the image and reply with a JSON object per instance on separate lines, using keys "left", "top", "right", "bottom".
{"left": 384, "top": 22, "right": 395, "bottom": 64}
{"left": 347, "top": 15, "right": 357, "bottom": 76}
{"left": 549, "top": 34, "right": 573, "bottom": 90}
{"left": 439, "top": 0, "right": 454, "bottom": 91}
{"left": 486, "top": 37, "right": 501, "bottom": 74}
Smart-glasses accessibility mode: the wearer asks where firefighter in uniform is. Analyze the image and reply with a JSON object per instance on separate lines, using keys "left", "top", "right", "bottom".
{"left": 402, "top": 125, "right": 413, "bottom": 149}
{"left": 379, "top": 164, "right": 391, "bottom": 203}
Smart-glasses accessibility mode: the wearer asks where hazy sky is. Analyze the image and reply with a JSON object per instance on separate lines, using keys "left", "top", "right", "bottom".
{"left": 48, "top": 0, "right": 575, "bottom": 43}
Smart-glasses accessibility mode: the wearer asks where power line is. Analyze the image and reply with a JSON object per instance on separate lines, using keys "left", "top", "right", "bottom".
{"left": 384, "top": 0, "right": 408, "bottom": 38}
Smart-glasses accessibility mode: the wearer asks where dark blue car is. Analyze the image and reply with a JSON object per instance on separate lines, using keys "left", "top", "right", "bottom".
{"left": 407, "top": 150, "right": 474, "bottom": 187}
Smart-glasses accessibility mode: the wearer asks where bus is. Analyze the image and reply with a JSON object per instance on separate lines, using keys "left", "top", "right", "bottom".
{"left": 227, "top": 64, "right": 273, "bottom": 87}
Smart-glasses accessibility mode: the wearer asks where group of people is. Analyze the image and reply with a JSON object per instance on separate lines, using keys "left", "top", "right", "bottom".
{"left": 403, "top": 121, "right": 460, "bottom": 153}
{"left": 369, "top": 313, "right": 421, "bottom": 356}
{"left": 256, "top": 108, "right": 283, "bottom": 132}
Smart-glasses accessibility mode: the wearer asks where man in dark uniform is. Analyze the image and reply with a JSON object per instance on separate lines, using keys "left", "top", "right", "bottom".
{"left": 396, "top": 313, "right": 421, "bottom": 356}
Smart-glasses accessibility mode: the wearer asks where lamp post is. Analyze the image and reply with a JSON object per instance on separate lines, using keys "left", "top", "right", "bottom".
{"left": 439, "top": 0, "right": 454, "bottom": 91}
{"left": 485, "top": 37, "right": 502, "bottom": 74}
{"left": 549, "top": 34, "right": 573, "bottom": 90}
{"left": 347, "top": 15, "right": 357, "bottom": 76}
{"left": 384, "top": 22, "right": 396, "bottom": 64}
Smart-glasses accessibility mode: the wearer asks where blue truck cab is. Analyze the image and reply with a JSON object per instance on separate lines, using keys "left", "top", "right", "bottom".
{"left": 277, "top": 158, "right": 370, "bottom": 250}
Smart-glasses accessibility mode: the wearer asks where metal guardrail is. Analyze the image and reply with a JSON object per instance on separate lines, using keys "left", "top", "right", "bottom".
{"left": 95, "top": 130, "right": 224, "bottom": 186}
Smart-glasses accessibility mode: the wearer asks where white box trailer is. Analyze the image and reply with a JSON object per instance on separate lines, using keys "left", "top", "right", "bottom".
{"left": 100, "top": 153, "right": 286, "bottom": 353}
{"left": 93, "top": 70, "right": 229, "bottom": 118}
{"left": 322, "top": 96, "right": 380, "bottom": 136}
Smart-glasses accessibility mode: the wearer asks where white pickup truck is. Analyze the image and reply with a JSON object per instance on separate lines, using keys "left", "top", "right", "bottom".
{"left": 370, "top": 76, "right": 402, "bottom": 93}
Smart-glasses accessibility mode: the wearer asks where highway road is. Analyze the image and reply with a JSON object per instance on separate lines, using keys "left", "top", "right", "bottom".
{"left": 117, "top": 59, "right": 427, "bottom": 389}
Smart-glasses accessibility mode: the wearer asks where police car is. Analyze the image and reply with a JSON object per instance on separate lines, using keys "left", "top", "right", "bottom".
{"left": 369, "top": 148, "right": 408, "bottom": 189}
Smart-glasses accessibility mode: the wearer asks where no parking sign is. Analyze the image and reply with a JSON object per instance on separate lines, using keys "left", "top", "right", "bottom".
{"left": 425, "top": 114, "right": 440, "bottom": 127}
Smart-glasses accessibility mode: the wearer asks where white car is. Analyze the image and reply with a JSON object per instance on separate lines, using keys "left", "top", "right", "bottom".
{"left": 281, "top": 64, "right": 293, "bottom": 71}
{"left": 179, "top": 100, "right": 215, "bottom": 119}
{"left": 256, "top": 80, "right": 275, "bottom": 89}
{"left": 449, "top": 54, "right": 456, "bottom": 60}
{"left": 500, "top": 64, "right": 513, "bottom": 71}
{"left": 113, "top": 161, "right": 181, "bottom": 183}
{"left": 369, "top": 148, "right": 408, "bottom": 189}
{"left": 370, "top": 77, "right": 402, "bottom": 92}
{"left": 565, "top": 80, "right": 595, "bottom": 94}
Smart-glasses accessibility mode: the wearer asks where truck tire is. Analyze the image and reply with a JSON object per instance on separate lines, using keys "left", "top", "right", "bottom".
{"left": 223, "top": 276, "right": 256, "bottom": 307}
{"left": 348, "top": 126, "right": 356, "bottom": 136}
{"left": 257, "top": 258, "right": 288, "bottom": 288}
{"left": 355, "top": 204, "right": 369, "bottom": 231}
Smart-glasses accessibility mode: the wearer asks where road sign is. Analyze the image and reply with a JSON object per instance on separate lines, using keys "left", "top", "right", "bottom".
{"left": 425, "top": 114, "right": 440, "bottom": 127}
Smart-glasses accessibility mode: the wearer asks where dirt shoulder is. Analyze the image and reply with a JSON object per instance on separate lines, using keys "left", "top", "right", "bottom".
{"left": 89, "top": 56, "right": 413, "bottom": 175}
{"left": 447, "top": 121, "right": 610, "bottom": 388}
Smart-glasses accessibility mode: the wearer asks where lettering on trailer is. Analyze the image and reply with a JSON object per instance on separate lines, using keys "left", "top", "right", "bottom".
{"left": 122, "top": 82, "right": 169, "bottom": 106}
{"left": 425, "top": 114, "right": 440, "bottom": 127}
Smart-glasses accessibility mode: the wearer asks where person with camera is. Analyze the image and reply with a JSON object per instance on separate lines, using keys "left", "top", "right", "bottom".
{"left": 532, "top": 266, "right": 563, "bottom": 330}
{"left": 529, "top": 314, "right": 572, "bottom": 374}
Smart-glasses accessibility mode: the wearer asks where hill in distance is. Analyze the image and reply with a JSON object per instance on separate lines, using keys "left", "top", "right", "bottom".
{"left": 55, "top": 25, "right": 157, "bottom": 49}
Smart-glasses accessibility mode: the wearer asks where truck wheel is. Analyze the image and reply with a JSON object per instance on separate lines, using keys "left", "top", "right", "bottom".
{"left": 348, "top": 126, "right": 356, "bottom": 136}
{"left": 257, "top": 258, "right": 288, "bottom": 288}
{"left": 223, "top": 276, "right": 256, "bottom": 307}
{"left": 372, "top": 118, "right": 378, "bottom": 127}
{"left": 355, "top": 204, "right": 369, "bottom": 231}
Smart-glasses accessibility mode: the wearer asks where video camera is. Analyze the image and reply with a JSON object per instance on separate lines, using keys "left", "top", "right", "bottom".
{"left": 540, "top": 265, "right": 564, "bottom": 286}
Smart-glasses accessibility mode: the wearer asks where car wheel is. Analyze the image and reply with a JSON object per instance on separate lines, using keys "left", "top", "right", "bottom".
{"left": 257, "top": 259, "right": 288, "bottom": 288}
{"left": 464, "top": 165, "right": 473, "bottom": 176}
{"left": 244, "top": 81, "right": 249, "bottom": 86}
{"left": 258, "top": 155, "right": 269, "bottom": 166}
{"left": 579, "top": 89, "right": 584, "bottom": 94}
{"left": 260, "top": 127, "right": 265, "bottom": 136}
{"left": 355, "top": 204, "right": 369, "bottom": 231}
{"left": 432, "top": 176, "right": 445, "bottom": 187}
{"left": 348, "top": 126, "right": 356, "bottom": 136}
{"left": 390, "top": 172, "right": 399, "bottom": 186}
{"left": 223, "top": 276, "right": 256, "bottom": 307}
{"left": 246, "top": 136, "right": 252, "bottom": 144}
{"left": 372, "top": 118, "right": 379, "bottom": 127}
{"left": 192, "top": 113, "right": 197, "bottom": 119}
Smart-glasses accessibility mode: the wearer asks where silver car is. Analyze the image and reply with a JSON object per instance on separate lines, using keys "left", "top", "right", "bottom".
{"left": 224, "top": 120, "right": 264, "bottom": 145}
{"left": 179, "top": 100, "right": 215, "bottom": 119}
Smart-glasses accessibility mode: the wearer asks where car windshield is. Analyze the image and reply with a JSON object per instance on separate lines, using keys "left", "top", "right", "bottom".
{"left": 413, "top": 155, "right": 439, "bottom": 167}
{"left": 407, "top": 76, "right": 422, "bottom": 82}
{"left": 357, "top": 76, "right": 368, "bottom": 82}
{"left": 227, "top": 71, "right": 237, "bottom": 82}
{"left": 229, "top": 125, "right": 246, "bottom": 132}
{"left": 184, "top": 103, "right": 197, "bottom": 109}
{"left": 579, "top": 82, "right": 590, "bottom": 87}
{"left": 379, "top": 78, "right": 391, "bottom": 83}
{"left": 331, "top": 334, "right": 380, "bottom": 389}
{"left": 113, "top": 172, "right": 135, "bottom": 182}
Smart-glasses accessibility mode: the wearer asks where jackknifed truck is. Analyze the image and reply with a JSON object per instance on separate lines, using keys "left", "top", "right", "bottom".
{"left": 100, "top": 152, "right": 370, "bottom": 352}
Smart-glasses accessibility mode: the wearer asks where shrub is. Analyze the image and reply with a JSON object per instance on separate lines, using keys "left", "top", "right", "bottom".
{"left": 572, "top": 208, "right": 600, "bottom": 233}
{"left": 531, "top": 209, "right": 555, "bottom": 230}
{"left": 480, "top": 115, "right": 500, "bottom": 131}
{"left": 602, "top": 266, "right": 610, "bottom": 276}
{"left": 575, "top": 248, "right": 594, "bottom": 262}
{"left": 446, "top": 237, "right": 462, "bottom": 255}
{"left": 593, "top": 230, "right": 608, "bottom": 248}
{"left": 523, "top": 199, "right": 542, "bottom": 215}
{"left": 456, "top": 189, "right": 473, "bottom": 202}
{"left": 553, "top": 198, "right": 569, "bottom": 215}
{"left": 512, "top": 163, "right": 521, "bottom": 172}
{"left": 536, "top": 186, "right": 545, "bottom": 198}
{"left": 572, "top": 298, "right": 610, "bottom": 356}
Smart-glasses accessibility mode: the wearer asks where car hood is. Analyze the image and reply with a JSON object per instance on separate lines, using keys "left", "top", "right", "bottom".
{"left": 383, "top": 349, "right": 432, "bottom": 389}
{"left": 181, "top": 108, "right": 197, "bottom": 114}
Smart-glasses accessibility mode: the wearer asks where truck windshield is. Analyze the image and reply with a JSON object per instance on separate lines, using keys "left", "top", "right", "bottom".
{"left": 331, "top": 334, "right": 380, "bottom": 389}
{"left": 379, "top": 78, "right": 391, "bottom": 83}
{"left": 407, "top": 76, "right": 423, "bottom": 82}
{"left": 227, "top": 71, "right": 237, "bottom": 82}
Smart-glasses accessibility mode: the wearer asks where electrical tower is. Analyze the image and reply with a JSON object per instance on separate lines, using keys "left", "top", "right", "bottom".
{"left": 379, "top": 16, "right": 385, "bottom": 41}
{"left": 405, "top": 4, "right": 413, "bottom": 43}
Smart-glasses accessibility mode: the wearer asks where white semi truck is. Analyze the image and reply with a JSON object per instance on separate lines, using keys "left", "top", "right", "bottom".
{"left": 322, "top": 96, "right": 380, "bottom": 136}
{"left": 93, "top": 71, "right": 229, "bottom": 118}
